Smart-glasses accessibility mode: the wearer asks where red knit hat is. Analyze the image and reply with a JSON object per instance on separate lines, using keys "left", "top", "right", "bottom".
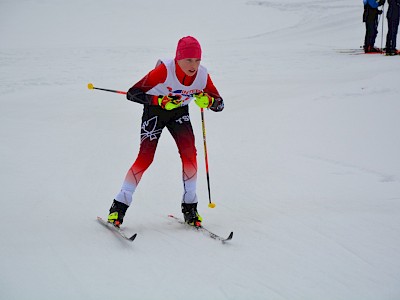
{"left": 175, "top": 36, "right": 202, "bottom": 60}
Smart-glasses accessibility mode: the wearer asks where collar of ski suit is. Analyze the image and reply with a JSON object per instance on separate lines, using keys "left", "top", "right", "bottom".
{"left": 174, "top": 59, "right": 197, "bottom": 87}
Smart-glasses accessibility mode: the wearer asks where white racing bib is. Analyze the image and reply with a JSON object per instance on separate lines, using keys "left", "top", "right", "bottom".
{"left": 147, "top": 58, "right": 208, "bottom": 106}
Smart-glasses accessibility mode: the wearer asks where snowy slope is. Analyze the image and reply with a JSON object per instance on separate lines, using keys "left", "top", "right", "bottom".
{"left": 1, "top": 0, "right": 400, "bottom": 299}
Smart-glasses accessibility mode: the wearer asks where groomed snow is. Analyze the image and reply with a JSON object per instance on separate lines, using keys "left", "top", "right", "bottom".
{"left": 1, "top": 0, "right": 399, "bottom": 299}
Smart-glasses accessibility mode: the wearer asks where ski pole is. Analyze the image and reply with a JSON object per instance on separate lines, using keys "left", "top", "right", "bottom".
{"left": 87, "top": 83, "right": 127, "bottom": 95}
{"left": 200, "top": 108, "right": 216, "bottom": 209}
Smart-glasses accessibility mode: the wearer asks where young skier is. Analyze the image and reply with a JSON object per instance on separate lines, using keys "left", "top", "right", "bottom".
{"left": 363, "top": 0, "right": 386, "bottom": 53}
{"left": 385, "top": 0, "right": 400, "bottom": 55}
{"left": 107, "top": 36, "right": 224, "bottom": 228}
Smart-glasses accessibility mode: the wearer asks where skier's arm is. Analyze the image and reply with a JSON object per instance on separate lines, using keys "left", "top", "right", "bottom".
{"left": 204, "top": 75, "right": 224, "bottom": 112}
{"left": 126, "top": 64, "right": 167, "bottom": 104}
{"left": 126, "top": 87, "right": 153, "bottom": 104}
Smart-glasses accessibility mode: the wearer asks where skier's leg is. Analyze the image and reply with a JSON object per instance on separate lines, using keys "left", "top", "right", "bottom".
{"left": 114, "top": 106, "right": 165, "bottom": 206}
{"left": 167, "top": 107, "right": 198, "bottom": 204}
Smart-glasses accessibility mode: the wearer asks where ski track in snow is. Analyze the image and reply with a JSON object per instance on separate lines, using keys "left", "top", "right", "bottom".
{"left": 303, "top": 154, "right": 397, "bottom": 183}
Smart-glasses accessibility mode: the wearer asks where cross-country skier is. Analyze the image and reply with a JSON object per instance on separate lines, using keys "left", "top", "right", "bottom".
{"left": 363, "top": 0, "right": 386, "bottom": 53}
{"left": 385, "top": 0, "right": 400, "bottom": 55}
{"left": 107, "top": 36, "right": 224, "bottom": 228}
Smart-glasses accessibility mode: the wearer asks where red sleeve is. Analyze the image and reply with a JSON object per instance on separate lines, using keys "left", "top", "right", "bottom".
{"left": 131, "top": 63, "right": 168, "bottom": 92}
{"left": 203, "top": 75, "right": 222, "bottom": 99}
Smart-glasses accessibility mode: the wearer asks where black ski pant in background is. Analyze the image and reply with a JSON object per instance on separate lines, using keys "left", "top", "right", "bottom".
{"left": 364, "top": 6, "right": 380, "bottom": 48}
{"left": 386, "top": 17, "right": 400, "bottom": 50}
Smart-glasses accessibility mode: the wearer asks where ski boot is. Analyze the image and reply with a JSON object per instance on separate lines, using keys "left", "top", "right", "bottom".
{"left": 364, "top": 46, "right": 381, "bottom": 53}
{"left": 181, "top": 203, "right": 203, "bottom": 227}
{"left": 386, "top": 48, "right": 398, "bottom": 56}
{"left": 108, "top": 199, "right": 129, "bottom": 228}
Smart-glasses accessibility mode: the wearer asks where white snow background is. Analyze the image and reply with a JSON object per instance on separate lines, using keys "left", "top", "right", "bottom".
{"left": 1, "top": 0, "right": 400, "bottom": 299}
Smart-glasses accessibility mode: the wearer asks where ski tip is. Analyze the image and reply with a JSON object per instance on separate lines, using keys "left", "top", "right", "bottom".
{"left": 223, "top": 232, "right": 233, "bottom": 243}
{"left": 129, "top": 233, "right": 137, "bottom": 242}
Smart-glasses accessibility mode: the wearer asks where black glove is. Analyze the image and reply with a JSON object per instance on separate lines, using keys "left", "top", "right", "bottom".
{"left": 210, "top": 97, "right": 224, "bottom": 112}
{"left": 377, "top": 9, "right": 383, "bottom": 15}
{"left": 378, "top": 0, "right": 385, "bottom": 6}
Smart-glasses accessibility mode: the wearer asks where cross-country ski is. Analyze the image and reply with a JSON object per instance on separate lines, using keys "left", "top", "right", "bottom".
{"left": 97, "top": 216, "right": 137, "bottom": 242}
{"left": 168, "top": 214, "right": 233, "bottom": 243}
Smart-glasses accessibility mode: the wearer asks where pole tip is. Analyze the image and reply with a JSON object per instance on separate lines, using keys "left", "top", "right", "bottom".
{"left": 87, "top": 83, "right": 94, "bottom": 90}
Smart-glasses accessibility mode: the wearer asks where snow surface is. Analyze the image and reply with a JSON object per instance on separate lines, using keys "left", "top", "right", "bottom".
{"left": 1, "top": 0, "right": 400, "bottom": 299}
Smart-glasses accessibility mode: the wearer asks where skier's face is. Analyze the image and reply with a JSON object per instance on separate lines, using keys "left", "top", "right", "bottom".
{"left": 177, "top": 58, "right": 201, "bottom": 76}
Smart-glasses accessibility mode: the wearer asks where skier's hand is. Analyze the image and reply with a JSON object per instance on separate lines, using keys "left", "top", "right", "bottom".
{"left": 158, "top": 95, "right": 182, "bottom": 110}
{"left": 210, "top": 97, "right": 224, "bottom": 112}
{"left": 194, "top": 93, "right": 214, "bottom": 108}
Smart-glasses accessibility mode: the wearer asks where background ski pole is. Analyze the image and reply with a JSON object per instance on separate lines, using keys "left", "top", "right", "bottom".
{"left": 200, "top": 108, "right": 216, "bottom": 209}
{"left": 87, "top": 83, "right": 127, "bottom": 95}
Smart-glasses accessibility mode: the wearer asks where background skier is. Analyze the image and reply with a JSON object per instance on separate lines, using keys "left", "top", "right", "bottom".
{"left": 363, "top": 0, "right": 386, "bottom": 52}
{"left": 385, "top": 0, "right": 400, "bottom": 55}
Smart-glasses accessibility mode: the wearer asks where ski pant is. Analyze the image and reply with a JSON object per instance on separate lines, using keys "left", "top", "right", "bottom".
{"left": 386, "top": 17, "right": 400, "bottom": 50}
{"left": 115, "top": 105, "right": 198, "bottom": 206}
{"left": 364, "top": 6, "right": 380, "bottom": 48}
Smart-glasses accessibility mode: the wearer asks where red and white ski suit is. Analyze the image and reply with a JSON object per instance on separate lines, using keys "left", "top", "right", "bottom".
{"left": 115, "top": 59, "right": 223, "bottom": 206}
